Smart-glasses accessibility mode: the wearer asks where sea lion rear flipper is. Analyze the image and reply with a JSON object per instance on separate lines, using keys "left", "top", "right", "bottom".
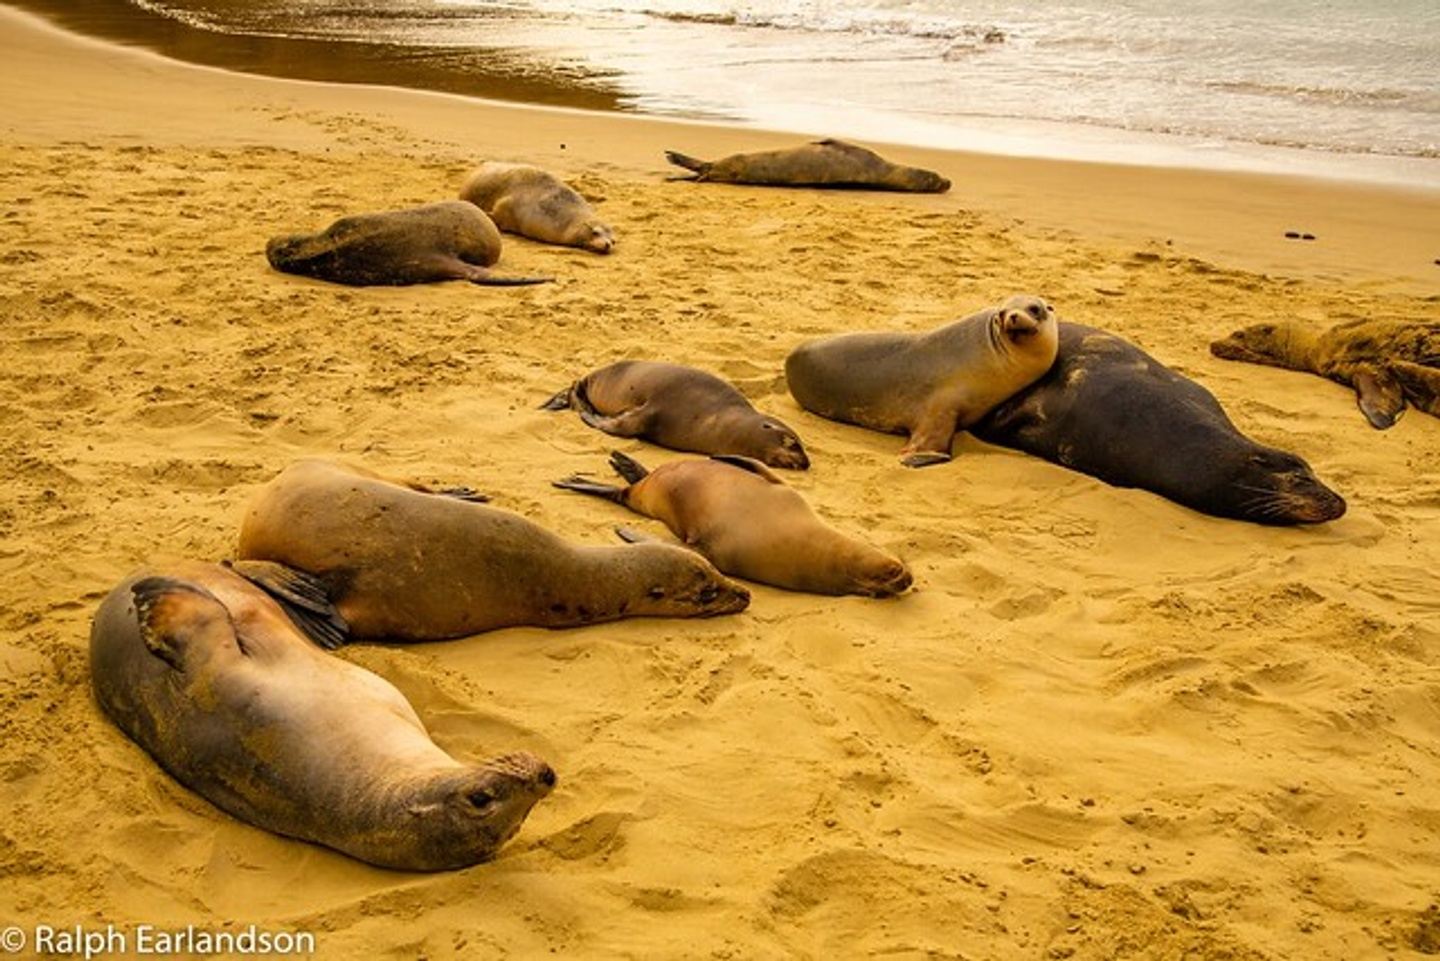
{"left": 1391, "top": 360, "right": 1440, "bottom": 417}
{"left": 663, "top": 150, "right": 709, "bottom": 180}
{"left": 1352, "top": 366, "right": 1406, "bottom": 429}
{"left": 613, "top": 525, "right": 684, "bottom": 548}
{"left": 434, "top": 487, "right": 490, "bottom": 503}
{"left": 227, "top": 560, "right": 350, "bottom": 651}
{"left": 570, "top": 382, "right": 649, "bottom": 437}
{"left": 552, "top": 475, "right": 628, "bottom": 504}
{"left": 608, "top": 450, "right": 651, "bottom": 484}
{"left": 131, "top": 577, "right": 237, "bottom": 669}
{"left": 539, "top": 384, "right": 575, "bottom": 411}
{"left": 710, "top": 454, "right": 783, "bottom": 484}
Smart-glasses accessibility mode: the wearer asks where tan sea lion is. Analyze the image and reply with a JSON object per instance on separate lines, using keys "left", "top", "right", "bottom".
{"left": 90, "top": 560, "right": 555, "bottom": 871}
{"left": 974, "top": 323, "right": 1347, "bottom": 525}
{"left": 541, "top": 360, "right": 810, "bottom": 469}
{"left": 236, "top": 458, "right": 749, "bottom": 645}
{"left": 554, "top": 452, "right": 912, "bottom": 597}
{"left": 460, "top": 162, "right": 616, "bottom": 253}
{"left": 265, "top": 201, "right": 550, "bottom": 286}
{"left": 785, "top": 294, "right": 1059, "bottom": 467}
{"left": 664, "top": 139, "right": 950, "bottom": 193}
{"left": 1210, "top": 318, "right": 1440, "bottom": 428}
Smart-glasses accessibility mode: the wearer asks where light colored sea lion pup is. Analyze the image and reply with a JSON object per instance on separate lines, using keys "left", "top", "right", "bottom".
{"left": 785, "top": 295, "right": 1060, "bottom": 467}
{"left": 265, "top": 201, "right": 550, "bottom": 286}
{"left": 90, "top": 560, "right": 555, "bottom": 871}
{"left": 554, "top": 452, "right": 912, "bottom": 597}
{"left": 542, "top": 360, "right": 810, "bottom": 469}
{"left": 665, "top": 139, "right": 950, "bottom": 193}
{"left": 236, "top": 458, "right": 749, "bottom": 645}
{"left": 1210, "top": 318, "right": 1440, "bottom": 429}
{"left": 460, "top": 162, "right": 616, "bottom": 253}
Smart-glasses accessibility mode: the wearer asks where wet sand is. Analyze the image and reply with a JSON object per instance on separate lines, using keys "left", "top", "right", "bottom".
{"left": 1, "top": 5, "right": 1439, "bottom": 959}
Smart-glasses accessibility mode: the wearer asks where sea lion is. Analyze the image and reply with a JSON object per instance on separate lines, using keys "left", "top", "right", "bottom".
{"left": 90, "top": 561, "right": 555, "bottom": 871}
{"left": 236, "top": 458, "right": 749, "bottom": 646}
{"left": 1209, "top": 318, "right": 1440, "bottom": 429}
{"left": 664, "top": 139, "right": 950, "bottom": 193}
{"left": 554, "top": 452, "right": 912, "bottom": 597}
{"left": 265, "top": 201, "right": 550, "bottom": 286}
{"left": 460, "top": 162, "right": 616, "bottom": 254}
{"left": 972, "top": 323, "right": 1347, "bottom": 525}
{"left": 785, "top": 295, "right": 1059, "bottom": 467}
{"left": 542, "top": 360, "right": 810, "bottom": 469}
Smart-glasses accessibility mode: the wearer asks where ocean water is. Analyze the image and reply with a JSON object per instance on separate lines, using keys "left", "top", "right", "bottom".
{"left": 81, "top": 0, "right": 1440, "bottom": 179}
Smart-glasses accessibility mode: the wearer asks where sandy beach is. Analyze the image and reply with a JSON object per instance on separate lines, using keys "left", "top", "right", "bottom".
{"left": 1, "top": 5, "right": 1439, "bottom": 959}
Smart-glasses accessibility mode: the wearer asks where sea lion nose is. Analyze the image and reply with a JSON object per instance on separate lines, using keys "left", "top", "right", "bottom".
{"left": 538, "top": 765, "right": 557, "bottom": 790}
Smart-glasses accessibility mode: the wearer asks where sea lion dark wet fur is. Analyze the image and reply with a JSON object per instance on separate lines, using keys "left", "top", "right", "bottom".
{"left": 971, "top": 323, "right": 1346, "bottom": 525}
{"left": 265, "top": 201, "right": 550, "bottom": 287}
{"left": 1210, "top": 318, "right": 1440, "bottom": 429}
{"left": 236, "top": 458, "right": 749, "bottom": 645}
{"left": 542, "top": 360, "right": 810, "bottom": 469}
{"left": 665, "top": 139, "right": 950, "bottom": 193}
{"left": 90, "top": 561, "right": 555, "bottom": 871}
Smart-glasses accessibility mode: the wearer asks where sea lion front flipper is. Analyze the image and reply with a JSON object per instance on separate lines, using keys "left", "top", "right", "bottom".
{"left": 463, "top": 266, "right": 555, "bottom": 287}
{"left": 403, "top": 479, "right": 490, "bottom": 503}
{"left": 900, "top": 450, "right": 953, "bottom": 469}
{"left": 613, "top": 525, "right": 685, "bottom": 548}
{"left": 131, "top": 577, "right": 236, "bottom": 669}
{"left": 1352, "top": 366, "right": 1406, "bottom": 429}
{"left": 227, "top": 560, "right": 350, "bottom": 651}
{"left": 900, "top": 408, "right": 957, "bottom": 468}
{"left": 710, "top": 454, "right": 783, "bottom": 484}
{"left": 1391, "top": 360, "right": 1440, "bottom": 417}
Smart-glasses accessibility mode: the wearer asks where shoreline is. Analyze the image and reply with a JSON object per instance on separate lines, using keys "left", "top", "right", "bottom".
{"left": 9, "top": 0, "right": 1440, "bottom": 193}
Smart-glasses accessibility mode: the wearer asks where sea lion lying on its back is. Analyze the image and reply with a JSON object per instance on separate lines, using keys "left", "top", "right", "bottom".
{"left": 665, "top": 139, "right": 950, "bottom": 193}
{"left": 236, "top": 458, "right": 749, "bottom": 645}
{"left": 90, "top": 561, "right": 555, "bottom": 871}
{"left": 265, "top": 201, "right": 550, "bottom": 286}
{"left": 555, "top": 452, "right": 911, "bottom": 597}
{"left": 542, "top": 360, "right": 810, "bottom": 469}
{"left": 785, "top": 295, "right": 1059, "bottom": 467}
{"left": 972, "top": 323, "right": 1347, "bottom": 525}
{"left": 460, "top": 162, "right": 616, "bottom": 253}
{"left": 1210, "top": 318, "right": 1440, "bottom": 429}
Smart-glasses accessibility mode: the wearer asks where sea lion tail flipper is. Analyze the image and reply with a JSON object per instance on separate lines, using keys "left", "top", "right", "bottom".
{"left": 1391, "top": 360, "right": 1440, "bottom": 416}
{"left": 710, "top": 454, "right": 784, "bottom": 484}
{"left": 1352, "top": 366, "right": 1406, "bottom": 429}
{"left": 608, "top": 450, "right": 651, "bottom": 484}
{"left": 663, "top": 150, "right": 708, "bottom": 180}
{"left": 131, "top": 577, "right": 237, "bottom": 669}
{"left": 539, "top": 384, "right": 575, "bottom": 411}
{"left": 552, "top": 475, "right": 627, "bottom": 504}
{"left": 226, "top": 560, "right": 350, "bottom": 651}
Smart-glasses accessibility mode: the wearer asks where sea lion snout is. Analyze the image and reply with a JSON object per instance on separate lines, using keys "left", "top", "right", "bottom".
{"left": 581, "top": 223, "right": 616, "bottom": 254}
{"left": 862, "top": 559, "right": 914, "bottom": 597}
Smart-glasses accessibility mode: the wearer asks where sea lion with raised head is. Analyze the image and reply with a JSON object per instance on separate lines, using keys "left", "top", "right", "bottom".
{"left": 265, "top": 201, "right": 550, "bottom": 286}
{"left": 90, "top": 560, "right": 556, "bottom": 871}
{"left": 460, "top": 162, "right": 616, "bottom": 254}
{"left": 665, "top": 139, "right": 950, "bottom": 193}
{"left": 972, "top": 323, "right": 1347, "bottom": 525}
{"left": 1209, "top": 318, "right": 1440, "bottom": 429}
{"left": 542, "top": 360, "right": 810, "bottom": 469}
{"left": 555, "top": 452, "right": 912, "bottom": 597}
{"left": 236, "top": 458, "right": 749, "bottom": 646}
{"left": 785, "top": 295, "right": 1059, "bottom": 467}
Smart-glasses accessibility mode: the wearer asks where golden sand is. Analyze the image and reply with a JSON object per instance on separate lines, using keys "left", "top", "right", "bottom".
{"left": 1, "top": 6, "right": 1438, "bottom": 959}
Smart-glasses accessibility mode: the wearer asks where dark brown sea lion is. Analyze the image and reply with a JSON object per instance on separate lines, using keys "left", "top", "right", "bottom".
{"left": 265, "top": 201, "right": 550, "bottom": 286}
{"left": 785, "top": 295, "right": 1059, "bottom": 467}
{"left": 664, "top": 139, "right": 950, "bottom": 193}
{"left": 460, "top": 162, "right": 616, "bottom": 254}
{"left": 90, "top": 560, "right": 555, "bottom": 871}
{"left": 542, "top": 360, "right": 810, "bottom": 469}
{"left": 1209, "top": 318, "right": 1440, "bottom": 429}
{"left": 235, "top": 458, "right": 750, "bottom": 645}
{"left": 971, "top": 323, "right": 1347, "bottom": 525}
{"left": 555, "top": 452, "right": 911, "bottom": 597}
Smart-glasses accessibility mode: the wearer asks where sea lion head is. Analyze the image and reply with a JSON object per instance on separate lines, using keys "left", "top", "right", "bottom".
{"left": 1223, "top": 446, "right": 1347, "bottom": 525}
{"left": 996, "top": 295, "right": 1056, "bottom": 342}
{"left": 426, "top": 752, "right": 557, "bottom": 864}
{"left": 632, "top": 544, "right": 751, "bottom": 616}
{"left": 849, "top": 554, "right": 913, "bottom": 598}
{"left": 746, "top": 416, "right": 811, "bottom": 470}
{"left": 900, "top": 167, "right": 951, "bottom": 193}
{"left": 1208, "top": 322, "right": 1300, "bottom": 366}
{"left": 264, "top": 233, "right": 312, "bottom": 270}
{"left": 574, "top": 220, "right": 616, "bottom": 254}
